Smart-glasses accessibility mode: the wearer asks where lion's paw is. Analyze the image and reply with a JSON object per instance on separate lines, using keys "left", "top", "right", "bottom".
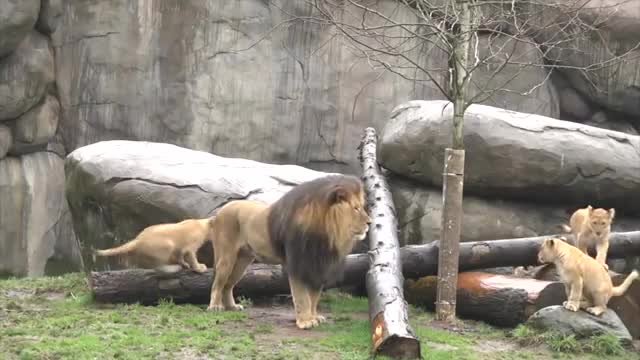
{"left": 586, "top": 306, "right": 605, "bottom": 316}
{"left": 296, "top": 318, "right": 319, "bottom": 330}
{"left": 314, "top": 315, "right": 327, "bottom": 323}
{"left": 193, "top": 264, "right": 207, "bottom": 273}
{"left": 227, "top": 304, "right": 244, "bottom": 311}
{"left": 207, "top": 304, "right": 225, "bottom": 312}
{"left": 562, "top": 301, "right": 579, "bottom": 312}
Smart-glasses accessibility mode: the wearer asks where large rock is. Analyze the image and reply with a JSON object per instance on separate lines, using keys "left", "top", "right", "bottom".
{"left": 527, "top": 305, "right": 633, "bottom": 346}
{"left": 0, "top": 125, "right": 10, "bottom": 158}
{"left": 379, "top": 100, "right": 640, "bottom": 214}
{"left": 0, "top": 31, "right": 55, "bottom": 122}
{"left": 527, "top": 0, "right": 640, "bottom": 119}
{"left": 389, "top": 175, "right": 640, "bottom": 246}
{"left": 10, "top": 94, "right": 60, "bottom": 146}
{"left": 64, "top": 140, "right": 339, "bottom": 271}
{"left": 0, "top": 152, "right": 81, "bottom": 277}
{"left": 35, "top": 0, "right": 63, "bottom": 35}
{"left": 0, "top": 0, "right": 40, "bottom": 57}
{"left": 52, "top": 0, "right": 557, "bottom": 174}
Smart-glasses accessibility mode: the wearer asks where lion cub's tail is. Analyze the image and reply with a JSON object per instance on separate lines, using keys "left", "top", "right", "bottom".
{"left": 611, "top": 270, "right": 639, "bottom": 297}
{"left": 94, "top": 239, "right": 138, "bottom": 257}
{"left": 559, "top": 224, "right": 572, "bottom": 233}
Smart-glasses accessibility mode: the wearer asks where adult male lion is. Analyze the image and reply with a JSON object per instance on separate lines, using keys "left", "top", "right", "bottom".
{"left": 537, "top": 236, "right": 638, "bottom": 316}
{"left": 206, "top": 174, "right": 371, "bottom": 329}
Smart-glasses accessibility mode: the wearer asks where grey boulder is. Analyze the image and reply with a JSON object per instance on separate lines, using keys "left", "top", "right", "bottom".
{"left": 379, "top": 100, "right": 640, "bottom": 214}
{"left": 527, "top": 305, "right": 632, "bottom": 346}
{"left": 0, "top": 0, "right": 40, "bottom": 57}
{"left": 0, "top": 31, "right": 55, "bottom": 122}
{"left": 64, "top": 140, "right": 338, "bottom": 271}
{"left": 0, "top": 125, "right": 10, "bottom": 158}
{"left": 10, "top": 94, "right": 60, "bottom": 147}
{"left": 0, "top": 152, "right": 80, "bottom": 277}
{"left": 389, "top": 175, "right": 640, "bottom": 246}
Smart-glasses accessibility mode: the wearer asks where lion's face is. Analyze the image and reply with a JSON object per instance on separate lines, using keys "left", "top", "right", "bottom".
{"left": 537, "top": 237, "right": 563, "bottom": 264}
{"left": 588, "top": 207, "right": 615, "bottom": 237}
{"left": 330, "top": 186, "right": 371, "bottom": 243}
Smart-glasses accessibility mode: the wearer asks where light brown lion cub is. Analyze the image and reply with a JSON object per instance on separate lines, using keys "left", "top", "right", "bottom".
{"left": 94, "top": 217, "right": 214, "bottom": 273}
{"left": 537, "top": 236, "right": 638, "bottom": 316}
{"left": 561, "top": 205, "right": 615, "bottom": 269}
{"left": 207, "top": 174, "right": 371, "bottom": 330}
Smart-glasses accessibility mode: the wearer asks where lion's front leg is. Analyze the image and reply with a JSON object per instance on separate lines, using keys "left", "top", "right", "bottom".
{"left": 595, "top": 240, "right": 610, "bottom": 270}
{"left": 308, "top": 286, "right": 326, "bottom": 324}
{"left": 288, "top": 276, "right": 318, "bottom": 330}
{"left": 563, "top": 276, "right": 583, "bottom": 312}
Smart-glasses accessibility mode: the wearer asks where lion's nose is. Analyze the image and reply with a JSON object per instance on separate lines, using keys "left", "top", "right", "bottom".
{"left": 366, "top": 217, "right": 372, "bottom": 225}
{"left": 595, "top": 232, "right": 601, "bottom": 236}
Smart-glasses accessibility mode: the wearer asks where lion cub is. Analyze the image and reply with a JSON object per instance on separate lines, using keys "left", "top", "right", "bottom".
{"left": 561, "top": 205, "right": 615, "bottom": 269}
{"left": 537, "top": 236, "right": 638, "bottom": 316}
{"left": 94, "top": 217, "right": 214, "bottom": 273}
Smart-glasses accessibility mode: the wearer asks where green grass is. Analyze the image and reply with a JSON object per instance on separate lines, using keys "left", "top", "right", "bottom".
{"left": 0, "top": 273, "right": 637, "bottom": 360}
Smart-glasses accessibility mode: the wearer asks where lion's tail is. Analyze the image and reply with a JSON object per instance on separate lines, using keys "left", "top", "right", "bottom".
{"left": 94, "top": 239, "right": 138, "bottom": 257}
{"left": 611, "top": 270, "right": 639, "bottom": 297}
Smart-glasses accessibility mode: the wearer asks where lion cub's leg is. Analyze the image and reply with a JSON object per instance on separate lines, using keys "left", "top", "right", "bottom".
{"left": 308, "top": 286, "right": 326, "bottom": 323}
{"left": 595, "top": 239, "right": 610, "bottom": 270}
{"left": 563, "top": 276, "right": 583, "bottom": 312}
{"left": 208, "top": 252, "right": 238, "bottom": 312}
{"left": 288, "top": 276, "right": 317, "bottom": 330}
{"left": 183, "top": 250, "right": 207, "bottom": 273}
{"left": 221, "top": 253, "right": 255, "bottom": 311}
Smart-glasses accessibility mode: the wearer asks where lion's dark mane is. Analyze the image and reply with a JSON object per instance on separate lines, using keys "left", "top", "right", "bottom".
{"left": 267, "top": 174, "right": 362, "bottom": 290}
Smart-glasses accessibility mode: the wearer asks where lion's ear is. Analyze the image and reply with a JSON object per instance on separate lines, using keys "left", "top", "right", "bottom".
{"left": 328, "top": 186, "right": 348, "bottom": 204}
{"left": 548, "top": 238, "right": 555, "bottom": 247}
{"left": 587, "top": 205, "right": 593, "bottom": 214}
{"left": 609, "top": 208, "right": 616, "bottom": 219}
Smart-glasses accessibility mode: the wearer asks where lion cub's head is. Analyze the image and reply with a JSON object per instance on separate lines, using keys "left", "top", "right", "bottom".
{"left": 325, "top": 176, "right": 371, "bottom": 244}
{"left": 538, "top": 236, "right": 569, "bottom": 264}
{"left": 587, "top": 206, "right": 615, "bottom": 237}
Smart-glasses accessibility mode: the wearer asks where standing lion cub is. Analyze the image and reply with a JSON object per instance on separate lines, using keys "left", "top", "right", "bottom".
{"left": 537, "top": 236, "right": 638, "bottom": 316}
{"left": 561, "top": 205, "right": 615, "bottom": 269}
{"left": 94, "top": 217, "right": 214, "bottom": 273}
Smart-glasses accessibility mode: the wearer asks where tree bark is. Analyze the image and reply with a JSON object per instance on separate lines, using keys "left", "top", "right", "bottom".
{"left": 89, "top": 231, "right": 640, "bottom": 305}
{"left": 407, "top": 271, "right": 566, "bottom": 327}
{"left": 357, "top": 127, "right": 421, "bottom": 359}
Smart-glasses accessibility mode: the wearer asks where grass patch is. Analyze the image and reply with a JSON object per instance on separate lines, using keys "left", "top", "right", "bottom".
{"left": 511, "top": 324, "right": 630, "bottom": 358}
{"left": 1, "top": 273, "right": 638, "bottom": 360}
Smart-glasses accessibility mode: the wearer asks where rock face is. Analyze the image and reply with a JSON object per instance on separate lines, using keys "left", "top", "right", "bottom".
{"left": 35, "top": 0, "right": 63, "bottom": 35}
{"left": 527, "top": 305, "right": 633, "bottom": 346}
{"left": 10, "top": 94, "right": 60, "bottom": 148}
{"left": 65, "top": 140, "right": 340, "bottom": 271}
{"left": 0, "top": 125, "right": 10, "bottom": 158}
{"left": 0, "top": 0, "right": 40, "bottom": 57}
{"left": 0, "top": 31, "right": 55, "bottom": 122}
{"left": 389, "top": 176, "right": 640, "bottom": 246}
{"left": 0, "top": 152, "right": 81, "bottom": 277}
{"left": 379, "top": 100, "right": 640, "bottom": 215}
{"left": 52, "top": 0, "right": 559, "bottom": 174}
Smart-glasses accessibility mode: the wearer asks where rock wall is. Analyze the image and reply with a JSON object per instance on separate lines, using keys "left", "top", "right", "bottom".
{"left": 0, "top": 0, "right": 79, "bottom": 277}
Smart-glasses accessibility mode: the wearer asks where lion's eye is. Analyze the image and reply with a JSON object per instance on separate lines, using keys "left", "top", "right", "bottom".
{"left": 354, "top": 207, "right": 360, "bottom": 212}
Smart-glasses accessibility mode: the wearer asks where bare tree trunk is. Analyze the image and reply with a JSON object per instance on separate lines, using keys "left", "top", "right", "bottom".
{"left": 408, "top": 271, "right": 566, "bottom": 327}
{"left": 436, "top": 0, "right": 472, "bottom": 323}
{"left": 358, "top": 127, "right": 421, "bottom": 359}
{"left": 89, "top": 231, "right": 640, "bottom": 305}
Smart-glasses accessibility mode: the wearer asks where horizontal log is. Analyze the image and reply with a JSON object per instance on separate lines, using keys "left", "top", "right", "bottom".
{"left": 90, "top": 231, "right": 640, "bottom": 304}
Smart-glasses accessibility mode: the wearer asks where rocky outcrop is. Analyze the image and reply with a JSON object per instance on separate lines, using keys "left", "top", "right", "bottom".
{"left": 0, "top": 0, "right": 40, "bottom": 57}
{"left": 0, "top": 1, "right": 74, "bottom": 277}
{"left": 390, "top": 176, "right": 640, "bottom": 246}
{"left": 65, "top": 140, "right": 340, "bottom": 271}
{"left": 52, "top": 0, "right": 560, "bottom": 174}
{"left": 527, "top": 305, "right": 633, "bottom": 346}
{"left": 0, "top": 152, "right": 80, "bottom": 277}
{"left": 379, "top": 100, "right": 640, "bottom": 215}
{"left": 0, "top": 31, "right": 55, "bottom": 122}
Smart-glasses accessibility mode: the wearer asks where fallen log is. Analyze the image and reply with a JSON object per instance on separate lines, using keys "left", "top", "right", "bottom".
{"left": 358, "top": 127, "right": 421, "bottom": 358}
{"left": 89, "top": 231, "right": 640, "bottom": 305}
{"left": 404, "top": 271, "right": 566, "bottom": 328}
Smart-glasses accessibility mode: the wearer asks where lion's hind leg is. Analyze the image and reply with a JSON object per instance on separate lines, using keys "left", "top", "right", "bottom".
{"left": 585, "top": 292, "right": 608, "bottom": 316}
{"left": 221, "top": 252, "right": 254, "bottom": 311}
{"left": 288, "top": 276, "right": 318, "bottom": 330}
{"left": 207, "top": 251, "right": 238, "bottom": 312}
